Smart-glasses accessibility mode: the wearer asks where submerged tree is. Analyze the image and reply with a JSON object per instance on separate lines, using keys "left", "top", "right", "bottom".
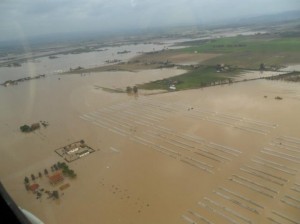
{"left": 53, "top": 164, "right": 58, "bottom": 171}
{"left": 133, "top": 86, "right": 138, "bottom": 94}
{"left": 52, "top": 191, "right": 59, "bottom": 199}
{"left": 68, "top": 170, "right": 77, "bottom": 179}
{"left": 24, "top": 177, "right": 29, "bottom": 184}
{"left": 44, "top": 168, "right": 48, "bottom": 176}
{"left": 20, "top": 125, "right": 31, "bottom": 133}
{"left": 126, "top": 86, "right": 132, "bottom": 94}
{"left": 31, "top": 174, "right": 35, "bottom": 181}
{"left": 38, "top": 172, "right": 42, "bottom": 178}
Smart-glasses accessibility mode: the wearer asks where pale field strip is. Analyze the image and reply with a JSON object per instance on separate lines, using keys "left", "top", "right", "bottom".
{"left": 260, "top": 136, "right": 300, "bottom": 167}
{"left": 205, "top": 143, "right": 241, "bottom": 157}
{"left": 129, "top": 104, "right": 168, "bottom": 119}
{"left": 122, "top": 103, "right": 169, "bottom": 121}
{"left": 182, "top": 185, "right": 265, "bottom": 224}
{"left": 239, "top": 165, "right": 286, "bottom": 186}
{"left": 81, "top": 100, "right": 243, "bottom": 174}
{"left": 180, "top": 157, "right": 214, "bottom": 174}
{"left": 186, "top": 109, "right": 215, "bottom": 120}
{"left": 268, "top": 211, "right": 300, "bottom": 224}
{"left": 143, "top": 127, "right": 241, "bottom": 172}
{"left": 281, "top": 183, "right": 300, "bottom": 209}
{"left": 97, "top": 109, "right": 144, "bottom": 127}
{"left": 136, "top": 99, "right": 176, "bottom": 112}
{"left": 94, "top": 121, "right": 127, "bottom": 136}
{"left": 85, "top": 113, "right": 131, "bottom": 135}
{"left": 214, "top": 187, "right": 263, "bottom": 215}
{"left": 88, "top": 100, "right": 169, "bottom": 132}
{"left": 93, "top": 112, "right": 133, "bottom": 129}
{"left": 140, "top": 131, "right": 214, "bottom": 173}
{"left": 80, "top": 114, "right": 129, "bottom": 136}
{"left": 181, "top": 214, "right": 198, "bottom": 224}
{"left": 111, "top": 111, "right": 154, "bottom": 126}
{"left": 110, "top": 147, "right": 120, "bottom": 153}
{"left": 185, "top": 108, "right": 276, "bottom": 135}
{"left": 203, "top": 197, "right": 253, "bottom": 224}
{"left": 127, "top": 98, "right": 277, "bottom": 136}
{"left": 197, "top": 198, "right": 249, "bottom": 224}
{"left": 130, "top": 100, "right": 173, "bottom": 115}
{"left": 123, "top": 110, "right": 160, "bottom": 122}
{"left": 229, "top": 174, "right": 278, "bottom": 198}
{"left": 182, "top": 136, "right": 300, "bottom": 224}
{"left": 187, "top": 210, "right": 215, "bottom": 224}
{"left": 269, "top": 142, "right": 300, "bottom": 154}
{"left": 100, "top": 101, "right": 169, "bottom": 124}
{"left": 252, "top": 156, "right": 297, "bottom": 175}
{"left": 130, "top": 136, "right": 179, "bottom": 159}
{"left": 101, "top": 99, "right": 276, "bottom": 136}
{"left": 140, "top": 97, "right": 183, "bottom": 109}
{"left": 142, "top": 131, "right": 190, "bottom": 151}
{"left": 291, "top": 183, "right": 300, "bottom": 193}
{"left": 272, "top": 136, "right": 300, "bottom": 151}
{"left": 150, "top": 126, "right": 241, "bottom": 159}
{"left": 123, "top": 105, "right": 166, "bottom": 120}
{"left": 261, "top": 148, "right": 300, "bottom": 164}
{"left": 142, "top": 122, "right": 240, "bottom": 173}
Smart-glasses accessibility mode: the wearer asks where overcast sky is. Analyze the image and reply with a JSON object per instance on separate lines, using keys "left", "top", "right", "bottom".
{"left": 0, "top": 0, "right": 300, "bottom": 41}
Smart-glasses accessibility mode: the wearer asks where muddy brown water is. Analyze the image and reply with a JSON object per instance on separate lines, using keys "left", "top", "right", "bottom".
{"left": 0, "top": 70, "right": 300, "bottom": 224}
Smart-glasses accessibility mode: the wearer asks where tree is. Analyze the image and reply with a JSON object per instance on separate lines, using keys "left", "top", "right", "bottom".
{"left": 24, "top": 177, "right": 29, "bottom": 184}
{"left": 126, "top": 86, "right": 132, "bottom": 94}
{"left": 133, "top": 86, "right": 138, "bottom": 94}
{"left": 259, "top": 63, "right": 265, "bottom": 71}
{"left": 60, "top": 162, "right": 68, "bottom": 170}
{"left": 38, "top": 172, "right": 42, "bottom": 178}
{"left": 31, "top": 174, "right": 35, "bottom": 181}
{"left": 25, "top": 184, "right": 30, "bottom": 191}
{"left": 44, "top": 168, "right": 48, "bottom": 175}
{"left": 20, "top": 125, "right": 31, "bottom": 133}
{"left": 68, "top": 170, "right": 77, "bottom": 179}
{"left": 52, "top": 191, "right": 59, "bottom": 199}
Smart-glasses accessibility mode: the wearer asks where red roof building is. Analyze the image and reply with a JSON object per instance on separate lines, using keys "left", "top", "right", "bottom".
{"left": 48, "top": 172, "right": 64, "bottom": 185}
{"left": 29, "top": 183, "right": 39, "bottom": 192}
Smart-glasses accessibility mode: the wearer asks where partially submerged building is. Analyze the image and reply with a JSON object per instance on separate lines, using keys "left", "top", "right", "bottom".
{"left": 48, "top": 172, "right": 64, "bottom": 185}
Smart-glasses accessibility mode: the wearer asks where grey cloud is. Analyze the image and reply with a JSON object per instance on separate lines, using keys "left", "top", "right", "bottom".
{"left": 0, "top": 0, "right": 300, "bottom": 41}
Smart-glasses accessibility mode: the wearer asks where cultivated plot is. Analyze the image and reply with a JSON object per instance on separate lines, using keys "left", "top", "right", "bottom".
{"left": 182, "top": 136, "right": 300, "bottom": 224}
{"left": 80, "top": 99, "right": 243, "bottom": 174}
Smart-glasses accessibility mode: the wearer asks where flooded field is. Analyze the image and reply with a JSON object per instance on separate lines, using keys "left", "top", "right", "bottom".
{"left": 0, "top": 42, "right": 176, "bottom": 83}
{"left": 0, "top": 67, "right": 300, "bottom": 223}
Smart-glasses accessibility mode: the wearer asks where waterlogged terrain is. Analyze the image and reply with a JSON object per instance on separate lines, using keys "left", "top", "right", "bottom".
{"left": 0, "top": 28, "right": 300, "bottom": 224}
{"left": 0, "top": 42, "right": 175, "bottom": 83}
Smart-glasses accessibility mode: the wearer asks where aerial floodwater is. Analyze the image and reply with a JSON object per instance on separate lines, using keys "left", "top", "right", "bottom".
{"left": 0, "top": 21, "right": 300, "bottom": 224}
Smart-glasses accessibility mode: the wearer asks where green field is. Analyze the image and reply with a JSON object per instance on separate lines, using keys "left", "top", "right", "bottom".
{"left": 183, "top": 36, "right": 300, "bottom": 53}
{"left": 139, "top": 66, "right": 239, "bottom": 90}
{"left": 139, "top": 33, "right": 300, "bottom": 91}
{"left": 181, "top": 35, "right": 300, "bottom": 69}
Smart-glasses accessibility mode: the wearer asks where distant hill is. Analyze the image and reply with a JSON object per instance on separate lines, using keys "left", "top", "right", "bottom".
{"left": 229, "top": 10, "right": 300, "bottom": 25}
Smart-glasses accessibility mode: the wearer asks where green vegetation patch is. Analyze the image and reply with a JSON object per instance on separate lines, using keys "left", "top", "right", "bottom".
{"left": 181, "top": 35, "right": 300, "bottom": 69}
{"left": 139, "top": 66, "right": 239, "bottom": 91}
{"left": 183, "top": 36, "right": 300, "bottom": 54}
